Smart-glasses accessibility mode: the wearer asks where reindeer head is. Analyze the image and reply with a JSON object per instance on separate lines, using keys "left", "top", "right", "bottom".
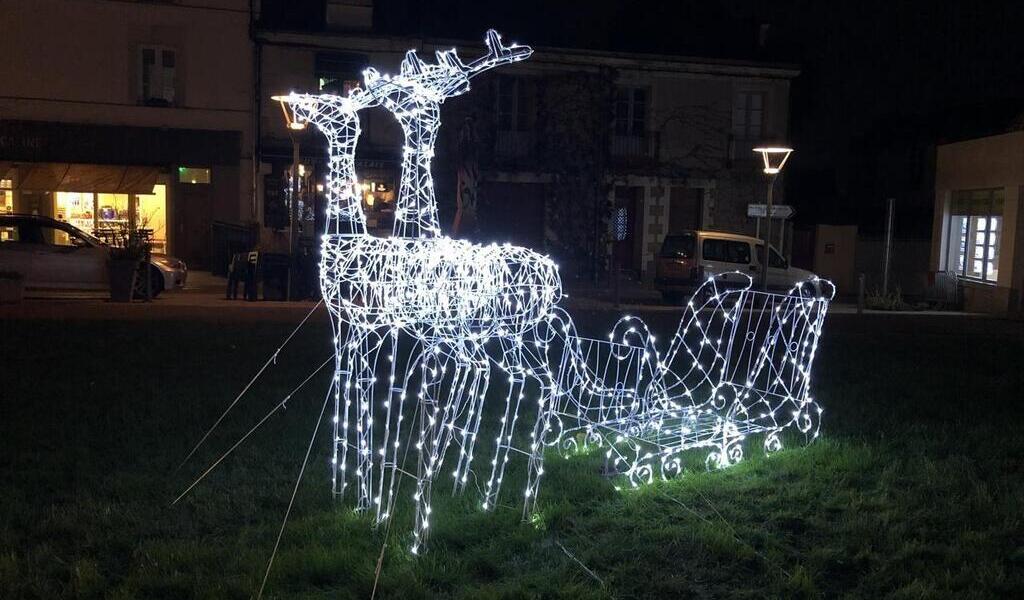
{"left": 366, "top": 29, "right": 533, "bottom": 103}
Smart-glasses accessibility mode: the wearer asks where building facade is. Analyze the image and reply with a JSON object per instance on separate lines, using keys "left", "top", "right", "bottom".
{"left": 255, "top": 1, "right": 798, "bottom": 282}
{"left": 1, "top": 0, "right": 796, "bottom": 278}
{"left": 0, "top": 0, "right": 255, "bottom": 269}
{"left": 931, "top": 131, "right": 1024, "bottom": 315}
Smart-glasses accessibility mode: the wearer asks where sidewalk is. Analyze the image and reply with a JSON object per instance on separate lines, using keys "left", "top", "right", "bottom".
{"left": 0, "top": 271, "right": 326, "bottom": 322}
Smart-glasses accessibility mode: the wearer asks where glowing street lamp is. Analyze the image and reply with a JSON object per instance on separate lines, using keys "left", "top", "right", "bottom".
{"left": 274, "top": 95, "right": 307, "bottom": 298}
{"left": 753, "top": 145, "right": 793, "bottom": 291}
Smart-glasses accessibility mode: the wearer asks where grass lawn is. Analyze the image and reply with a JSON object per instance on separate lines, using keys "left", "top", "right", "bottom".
{"left": 1, "top": 312, "right": 1022, "bottom": 599}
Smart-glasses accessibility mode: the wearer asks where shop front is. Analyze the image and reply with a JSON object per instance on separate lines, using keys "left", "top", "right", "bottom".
{"left": 1, "top": 120, "right": 243, "bottom": 269}
{"left": 1, "top": 162, "right": 170, "bottom": 253}
{"left": 262, "top": 149, "right": 398, "bottom": 240}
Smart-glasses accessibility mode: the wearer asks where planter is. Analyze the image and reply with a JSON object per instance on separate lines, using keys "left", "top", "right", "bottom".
{"left": 108, "top": 258, "right": 140, "bottom": 302}
{"left": 0, "top": 276, "right": 24, "bottom": 304}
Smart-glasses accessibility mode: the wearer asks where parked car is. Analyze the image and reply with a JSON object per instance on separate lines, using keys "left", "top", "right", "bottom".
{"left": 0, "top": 214, "right": 187, "bottom": 297}
{"left": 654, "top": 230, "right": 818, "bottom": 303}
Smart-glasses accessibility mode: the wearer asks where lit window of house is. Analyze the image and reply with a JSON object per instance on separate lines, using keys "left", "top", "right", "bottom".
{"left": 614, "top": 87, "right": 647, "bottom": 137}
{"left": 140, "top": 47, "right": 176, "bottom": 106}
{"left": 945, "top": 188, "right": 1002, "bottom": 283}
{"left": 732, "top": 91, "right": 765, "bottom": 140}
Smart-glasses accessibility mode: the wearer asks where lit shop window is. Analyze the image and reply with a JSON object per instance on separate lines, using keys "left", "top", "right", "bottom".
{"left": 0, "top": 180, "right": 14, "bottom": 241}
{"left": 52, "top": 185, "right": 167, "bottom": 253}
{"left": 136, "top": 185, "right": 168, "bottom": 254}
{"left": 946, "top": 188, "right": 1002, "bottom": 283}
{"left": 1, "top": 178, "right": 12, "bottom": 217}
{"left": 178, "top": 167, "right": 211, "bottom": 184}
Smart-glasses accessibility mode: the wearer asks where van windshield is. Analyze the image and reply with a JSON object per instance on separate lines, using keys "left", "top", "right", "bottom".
{"left": 660, "top": 233, "right": 696, "bottom": 258}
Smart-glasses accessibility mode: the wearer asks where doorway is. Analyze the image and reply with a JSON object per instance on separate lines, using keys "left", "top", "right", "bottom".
{"left": 612, "top": 186, "right": 643, "bottom": 276}
{"left": 174, "top": 182, "right": 213, "bottom": 269}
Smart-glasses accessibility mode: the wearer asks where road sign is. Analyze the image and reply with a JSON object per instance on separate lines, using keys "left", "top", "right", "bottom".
{"left": 747, "top": 204, "right": 794, "bottom": 219}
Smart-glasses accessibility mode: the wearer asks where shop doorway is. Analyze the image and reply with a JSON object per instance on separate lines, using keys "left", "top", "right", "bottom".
{"left": 174, "top": 182, "right": 213, "bottom": 269}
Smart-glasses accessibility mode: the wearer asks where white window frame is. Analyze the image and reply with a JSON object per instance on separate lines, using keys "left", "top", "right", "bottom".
{"left": 732, "top": 90, "right": 765, "bottom": 140}
{"left": 495, "top": 76, "right": 529, "bottom": 133}
{"left": 139, "top": 45, "right": 177, "bottom": 105}
{"left": 614, "top": 87, "right": 648, "bottom": 137}
{"left": 945, "top": 188, "right": 1002, "bottom": 283}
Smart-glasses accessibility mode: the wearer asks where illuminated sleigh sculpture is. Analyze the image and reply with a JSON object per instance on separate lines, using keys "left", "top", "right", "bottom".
{"left": 544, "top": 274, "right": 834, "bottom": 487}
{"left": 273, "top": 30, "right": 834, "bottom": 552}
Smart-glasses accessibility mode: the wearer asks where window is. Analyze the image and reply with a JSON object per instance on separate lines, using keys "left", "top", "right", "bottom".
{"left": 611, "top": 207, "right": 629, "bottom": 241}
{"left": 702, "top": 238, "right": 751, "bottom": 264}
{"left": 0, "top": 219, "right": 21, "bottom": 243}
{"left": 140, "top": 47, "right": 176, "bottom": 106}
{"left": 758, "top": 244, "right": 787, "bottom": 268}
{"left": 316, "top": 52, "right": 366, "bottom": 96}
{"left": 732, "top": 91, "right": 764, "bottom": 140}
{"left": 178, "top": 167, "right": 210, "bottom": 184}
{"left": 946, "top": 189, "right": 1002, "bottom": 283}
{"left": 614, "top": 87, "right": 647, "bottom": 136}
{"left": 496, "top": 76, "right": 529, "bottom": 132}
{"left": 42, "top": 224, "right": 89, "bottom": 247}
{"left": 318, "top": 76, "right": 361, "bottom": 96}
{"left": 2, "top": 222, "right": 43, "bottom": 244}
{"left": 660, "top": 233, "right": 696, "bottom": 258}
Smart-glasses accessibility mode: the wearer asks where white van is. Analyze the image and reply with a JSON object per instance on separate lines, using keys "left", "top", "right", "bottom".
{"left": 654, "top": 230, "right": 818, "bottom": 302}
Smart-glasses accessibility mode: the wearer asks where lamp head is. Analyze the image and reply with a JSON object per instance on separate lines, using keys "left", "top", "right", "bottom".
{"left": 273, "top": 94, "right": 307, "bottom": 131}
{"left": 753, "top": 145, "right": 793, "bottom": 175}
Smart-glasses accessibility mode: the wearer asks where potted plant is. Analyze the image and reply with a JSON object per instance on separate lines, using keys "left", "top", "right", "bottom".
{"left": 106, "top": 226, "right": 151, "bottom": 302}
{"left": 0, "top": 270, "right": 24, "bottom": 304}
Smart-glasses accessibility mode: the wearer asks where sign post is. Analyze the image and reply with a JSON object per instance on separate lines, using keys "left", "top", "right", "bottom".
{"left": 748, "top": 202, "right": 795, "bottom": 290}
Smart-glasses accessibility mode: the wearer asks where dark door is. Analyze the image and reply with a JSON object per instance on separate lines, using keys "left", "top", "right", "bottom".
{"left": 612, "top": 186, "right": 642, "bottom": 275}
{"left": 669, "top": 186, "right": 702, "bottom": 233}
{"left": 173, "top": 182, "right": 213, "bottom": 269}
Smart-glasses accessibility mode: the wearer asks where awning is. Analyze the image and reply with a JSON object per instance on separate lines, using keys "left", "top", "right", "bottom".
{"left": 8, "top": 163, "right": 162, "bottom": 193}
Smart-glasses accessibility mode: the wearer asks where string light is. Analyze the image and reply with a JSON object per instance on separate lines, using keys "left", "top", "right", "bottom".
{"left": 269, "top": 29, "right": 835, "bottom": 554}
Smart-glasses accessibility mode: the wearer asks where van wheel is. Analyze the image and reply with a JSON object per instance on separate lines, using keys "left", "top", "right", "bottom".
{"left": 133, "top": 265, "right": 164, "bottom": 299}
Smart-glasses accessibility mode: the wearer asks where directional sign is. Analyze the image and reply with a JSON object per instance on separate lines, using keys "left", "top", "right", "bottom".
{"left": 747, "top": 204, "right": 794, "bottom": 219}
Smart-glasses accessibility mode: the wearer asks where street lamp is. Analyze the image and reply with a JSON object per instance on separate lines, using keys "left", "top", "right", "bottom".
{"left": 273, "top": 96, "right": 307, "bottom": 299}
{"left": 753, "top": 145, "right": 793, "bottom": 291}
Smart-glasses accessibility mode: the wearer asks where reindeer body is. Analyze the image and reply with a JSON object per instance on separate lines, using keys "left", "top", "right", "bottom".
{"left": 278, "top": 31, "right": 561, "bottom": 552}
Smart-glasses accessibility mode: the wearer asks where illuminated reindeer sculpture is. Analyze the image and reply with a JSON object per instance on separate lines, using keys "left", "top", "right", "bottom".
{"left": 266, "top": 30, "right": 834, "bottom": 554}
{"left": 276, "top": 31, "right": 562, "bottom": 552}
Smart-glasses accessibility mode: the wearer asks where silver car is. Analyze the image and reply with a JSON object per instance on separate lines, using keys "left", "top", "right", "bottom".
{"left": 655, "top": 229, "right": 818, "bottom": 302}
{"left": 0, "top": 214, "right": 187, "bottom": 297}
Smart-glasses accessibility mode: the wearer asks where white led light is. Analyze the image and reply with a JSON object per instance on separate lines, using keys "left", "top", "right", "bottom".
{"left": 269, "top": 29, "right": 834, "bottom": 555}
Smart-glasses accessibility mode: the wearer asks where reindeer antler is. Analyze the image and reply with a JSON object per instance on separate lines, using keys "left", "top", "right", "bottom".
{"left": 465, "top": 29, "right": 532, "bottom": 76}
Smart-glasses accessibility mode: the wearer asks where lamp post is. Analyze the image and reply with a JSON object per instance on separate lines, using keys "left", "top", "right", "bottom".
{"left": 275, "top": 97, "right": 307, "bottom": 300}
{"left": 753, "top": 145, "right": 793, "bottom": 291}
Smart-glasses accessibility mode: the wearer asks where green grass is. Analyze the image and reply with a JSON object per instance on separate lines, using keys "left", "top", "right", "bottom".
{"left": 1, "top": 315, "right": 1022, "bottom": 599}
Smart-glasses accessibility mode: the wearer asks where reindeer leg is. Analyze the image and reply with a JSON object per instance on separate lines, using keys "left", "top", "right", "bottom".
{"left": 482, "top": 341, "right": 528, "bottom": 511}
{"left": 410, "top": 345, "right": 466, "bottom": 553}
